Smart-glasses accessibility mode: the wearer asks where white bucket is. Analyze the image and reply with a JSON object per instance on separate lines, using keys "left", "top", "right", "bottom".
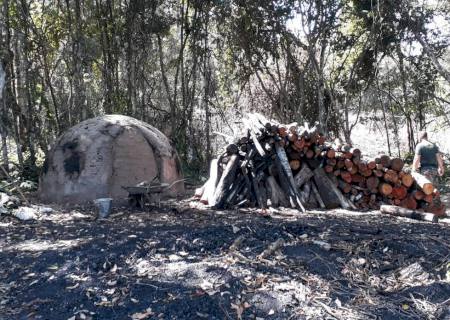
{"left": 94, "top": 198, "right": 113, "bottom": 218}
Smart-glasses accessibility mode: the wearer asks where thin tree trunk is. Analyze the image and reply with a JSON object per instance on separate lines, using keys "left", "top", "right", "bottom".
{"left": 16, "top": 1, "right": 37, "bottom": 167}
{"left": 386, "top": 72, "right": 401, "bottom": 157}
{"left": 318, "top": 40, "right": 327, "bottom": 134}
{"left": 413, "top": 31, "right": 450, "bottom": 85}
{"left": 11, "top": 27, "right": 25, "bottom": 167}
{"left": 284, "top": 42, "right": 305, "bottom": 119}
{"left": 73, "top": 0, "right": 87, "bottom": 120}
{"left": 64, "top": 0, "right": 75, "bottom": 124}
{"left": 1, "top": 0, "right": 10, "bottom": 170}
{"left": 203, "top": 10, "right": 212, "bottom": 165}
{"left": 157, "top": 34, "right": 176, "bottom": 138}
{"left": 95, "top": 0, "right": 115, "bottom": 114}
{"left": 125, "top": 2, "right": 136, "bottom": 116}
{"left": 376, "top": 75, "right": 391, "bottom": 155}
{"left": 381, "top": 102, "right": 391, "bottom": 156}
{"left": 23, "top": 31, "right": 36, "bottom": 166}
{"left": 308, "top": 45, "right": 327, "bottom": 134}
{"left": 396, "top": 46, "right": 415, "bottom": 153}
{"left": 0, "top": 62, "right": 9, "bottom": 171}
{"left": 41, "top": 52, "right": 61, "bottom": 133}
{"left": 13, "top": 115, "right": 24, "bottom": 167}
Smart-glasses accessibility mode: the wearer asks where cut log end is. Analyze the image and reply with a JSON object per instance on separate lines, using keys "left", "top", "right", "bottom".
{"left": 379, "top": 183, "right": 393, "bottom": 196}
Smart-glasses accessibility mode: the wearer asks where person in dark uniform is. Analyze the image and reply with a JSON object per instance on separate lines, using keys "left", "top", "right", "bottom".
{"left": 413, "top": 131, "right": 445, "bottom": 184}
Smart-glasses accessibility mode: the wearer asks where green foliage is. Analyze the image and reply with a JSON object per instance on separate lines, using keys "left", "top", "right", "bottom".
{"left": 403, "top": 151, "right": 415, "bottom": 164}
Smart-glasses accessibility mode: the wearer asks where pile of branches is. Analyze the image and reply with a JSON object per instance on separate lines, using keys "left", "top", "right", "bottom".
{"left": 195, "top": 114, "right": 445, "bottom": 216}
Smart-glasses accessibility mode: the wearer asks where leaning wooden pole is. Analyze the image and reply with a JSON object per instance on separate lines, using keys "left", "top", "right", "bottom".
{"left": 275, "top": 142, "right": 306, "bottom": 212}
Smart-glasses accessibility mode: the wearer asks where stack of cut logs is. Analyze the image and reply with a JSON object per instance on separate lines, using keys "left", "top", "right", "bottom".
{"left": 194, "top": 113, "right": 445, "bottom": 216}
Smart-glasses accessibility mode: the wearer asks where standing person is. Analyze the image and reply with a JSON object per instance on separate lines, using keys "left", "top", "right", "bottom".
{"left": 413, "top": 131, "right": 445, "bottom": 184}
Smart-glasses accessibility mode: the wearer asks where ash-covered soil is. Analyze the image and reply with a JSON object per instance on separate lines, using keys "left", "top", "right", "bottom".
{"left": 1, "top": 201, "right": 449, "bottom": 320}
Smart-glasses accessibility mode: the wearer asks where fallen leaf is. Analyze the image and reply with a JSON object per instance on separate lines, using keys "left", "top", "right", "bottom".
{"left": 105, "top": 288, "right": 115, "bottom": 295}
{"left": 312, "top": 240, "right": 331, "bottom": 251}
{"left": 23, "top": 273, "right": 35, "bottom": 280}
{"left": 110, "top": 264, "right": 118, "bottom": 273}
{"left": 357, "top": 258, "right": 366, "bottom": 266}
{"left": 66, "top": 283, "right": 79, "bottom": 290}
{"left": 131, "top": 308, "right": 154, "bottom": 320}
{"left": 29, "top": 279, "right": 39, "bottom": 286}
{"left": 196, "top": 312, "right": 209, "bottom": 318}
{"left": 199, "top": 279, "right": 213, "bottom": 291}
{"left": 168, "top": 254, "right": 181, "bottom": 261}
{"left": 107, "top": 280, "right": 117, "bottom": 286}
{"left": 94, "top": 296, "right": 112, "bottom": 307}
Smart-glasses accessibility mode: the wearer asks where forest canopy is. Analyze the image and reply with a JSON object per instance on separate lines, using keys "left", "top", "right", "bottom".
{"left": 0, "top": 0, "right": 449, "bottom": 178}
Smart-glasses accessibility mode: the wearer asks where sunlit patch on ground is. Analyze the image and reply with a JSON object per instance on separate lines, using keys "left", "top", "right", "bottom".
{"left": 3, "top": 238, "right": 86, "bottom": 252}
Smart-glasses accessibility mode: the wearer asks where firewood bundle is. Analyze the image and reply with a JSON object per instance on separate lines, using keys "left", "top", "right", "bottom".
{"left": 329, "top": 150, "right": 444, "bottom": 215}
{"left": 194, "top": 113, "right": 445, "bottom": 216}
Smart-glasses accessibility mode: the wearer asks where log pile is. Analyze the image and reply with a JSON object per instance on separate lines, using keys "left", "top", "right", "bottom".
{"left": 194, "top": 114, "right": 445, "bottom": 216}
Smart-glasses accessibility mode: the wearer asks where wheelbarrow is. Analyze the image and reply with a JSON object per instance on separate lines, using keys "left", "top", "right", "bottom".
{"left": 122, "top": 179, "right": 184, "bottom": 208}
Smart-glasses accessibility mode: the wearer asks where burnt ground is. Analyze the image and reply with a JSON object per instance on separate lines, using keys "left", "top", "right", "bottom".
{"left": 0, "top": 200, "right": 450, "bottom": 320}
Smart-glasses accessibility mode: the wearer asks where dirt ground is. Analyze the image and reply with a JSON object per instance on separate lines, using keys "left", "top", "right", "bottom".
{"left": 1, "top": 199, "right": 450, "bottom": 320}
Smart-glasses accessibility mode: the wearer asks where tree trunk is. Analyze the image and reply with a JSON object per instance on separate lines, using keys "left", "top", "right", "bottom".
{"left": 20, "top": 14, "right": 36, "bottom": 167}
{"left": 381, "top": 102, "right": 391, "bottom": 156}
{"left": 385, "top": 60, "right": 401, "bottom": 157}
{"left": 73, "top": 0, "right": 87, "bottom": 121}
{"left": 396, "top": 45, "right": 415, "bottom": 153}
{"left": 309, "top": 44, "right": 327, "bottom": 135}
{"left": 157, "top": 34, "right": 176, "bottom": 138}
{"left": 413, "top": 31, "right": 450, "bottom": 86}
{"left": 203, "top": 11, "right": 212, "bottom": 166}
{"left": 411, "top": 171, "right": 434, "bottom": 195}
{"left": 0, "top": 61, "right": 9, "bottom": 171}
{"left": 380, "top": 205, "right": 437, "bottom": 223}
{"left": 95, "top": 0, "right": 117, "bottom": 114}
